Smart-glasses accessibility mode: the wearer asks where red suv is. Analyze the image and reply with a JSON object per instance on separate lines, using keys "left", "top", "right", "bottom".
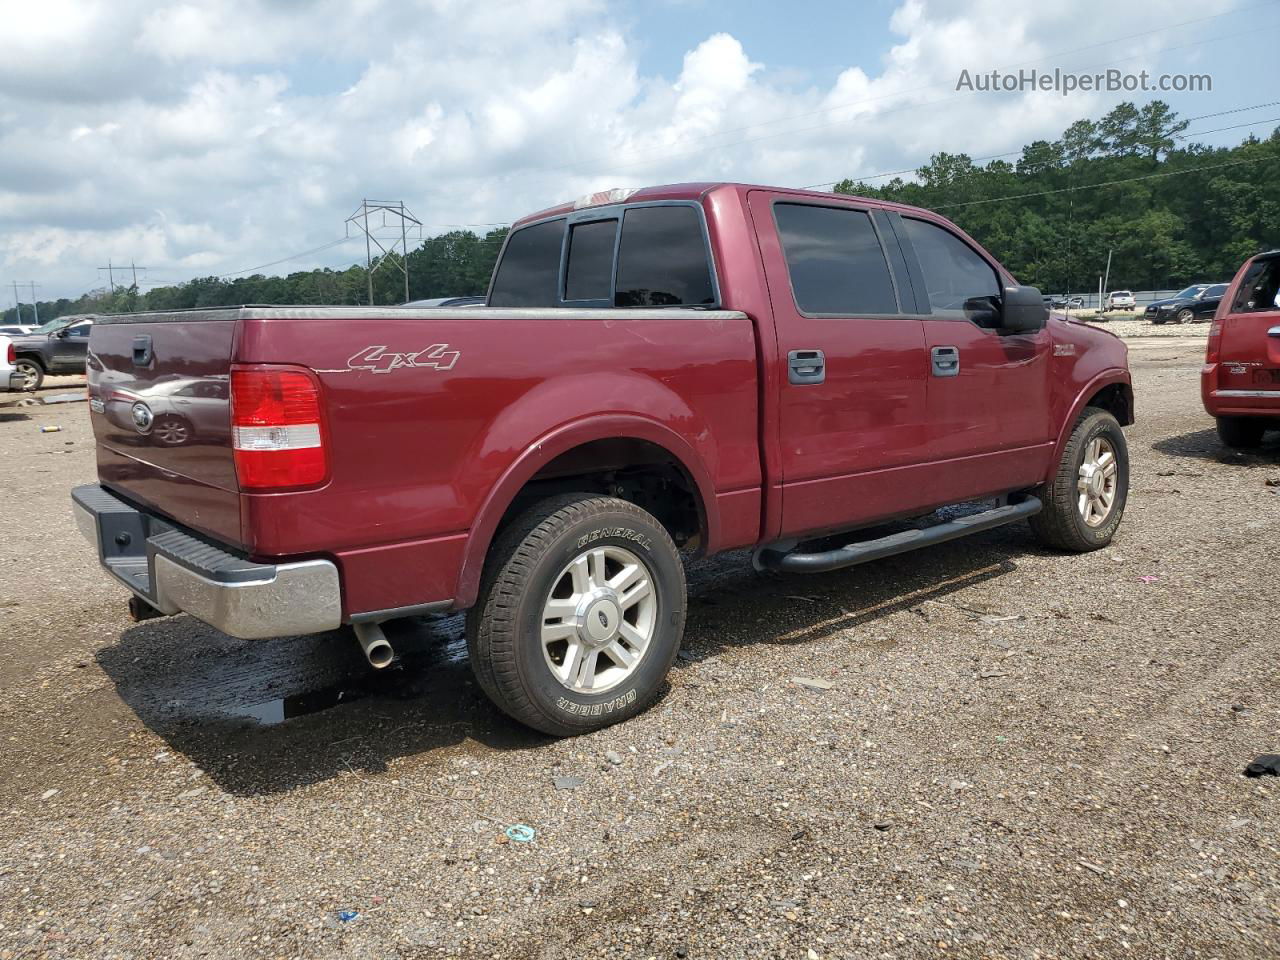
{"left": 1203, "top": 250, "right": 1280, "bottom": 447}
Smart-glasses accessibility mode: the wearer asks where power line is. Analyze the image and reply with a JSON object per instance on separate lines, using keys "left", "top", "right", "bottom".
{"left": 218, "top": 237, "right": 353, "bottom": 278}
{"left": 932, "top": 153, "right": 1278, "bottom": 210}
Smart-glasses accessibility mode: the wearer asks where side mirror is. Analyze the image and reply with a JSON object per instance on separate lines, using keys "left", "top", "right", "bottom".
{"left": 1001, "top": 285, "right": 1048, "bottom": 333}
{"left": 53, "top": 328, "right": 68, "bottom": 339}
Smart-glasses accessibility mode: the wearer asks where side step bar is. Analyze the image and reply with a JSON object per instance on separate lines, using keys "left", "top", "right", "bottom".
{"left": 756, "top": 497, "right": 1042, "bottom": 574}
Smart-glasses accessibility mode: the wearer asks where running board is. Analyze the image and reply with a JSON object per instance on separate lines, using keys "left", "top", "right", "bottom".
{"left": 756, "top": 497, "right": 1042, "bottom": 574}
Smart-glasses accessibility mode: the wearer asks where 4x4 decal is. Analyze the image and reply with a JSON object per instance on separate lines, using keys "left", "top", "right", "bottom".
{"left": 347, "top": 344, "right": 459, "bottom": 373}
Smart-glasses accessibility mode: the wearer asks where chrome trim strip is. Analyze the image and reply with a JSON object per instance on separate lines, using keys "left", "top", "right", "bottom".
{"left": 1268, "top": 326, "right": 1280, "bottom": 337}
{"left": 1212, "top": 389, "right": 1280, "bottom": 399}
{"left": 239, "top": 306, "right": 747, "bottom": 322}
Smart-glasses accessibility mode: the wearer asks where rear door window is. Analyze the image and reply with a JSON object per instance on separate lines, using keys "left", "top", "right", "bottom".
{"left": 773, "top": 203, "right": 899, "bottom": 315}
{"left": 1231, "top": 259, "right": 1280, "bottom": 313}
{"left": 901, "top": 217, "right": 1001, "bottom": 321}
{"left": 564, "top": 219, "right": 617, "bottom": 302}
{"left": 489, "top": 219, "right": 564, "bottom": 307}
{"left": 614, "top": 206, "right": 715, "bottom": 307}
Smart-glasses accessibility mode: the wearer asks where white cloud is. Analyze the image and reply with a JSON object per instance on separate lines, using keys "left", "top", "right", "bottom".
{"left": 0, "top": 0, "right": 1240, "bottom": 299}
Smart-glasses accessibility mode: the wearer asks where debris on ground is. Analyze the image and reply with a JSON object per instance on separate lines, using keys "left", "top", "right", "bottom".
{"left": 40, "top": 788, "right": 59, "bottom": 801}
{"left": 39, "top": 425, "right": 62, "bottom": 433}
{"left": 785, "top": 594, "right": 823, "bottom": 603}
{"left": 337, "top": 910, "right": 359, "bottom": 923}
{"left": 1079, "top": 860, "right": 1108, "bottom": 876}
{"left": 1243, "top": 754, "right": 1280, "bottom": 778}
{"left": 1265, "top": 477, "right": 1280, "bottom": 487}
{"left": 504, "top": 824, "right": 536, "bottom": 843}
{"left": 552, "top": 775, "right": 584, "bottom": 791}
{"left": 1137, "top": 575, "right": 1160, "bottom": 584}
{"left": 791, "top": 676, "right": 834, "bottom": 691}
{"left": 605, "top": 750, "right": 623, "bottom": 766}
{"left": 41, "top": 393, "right": 86, "bottom": 404}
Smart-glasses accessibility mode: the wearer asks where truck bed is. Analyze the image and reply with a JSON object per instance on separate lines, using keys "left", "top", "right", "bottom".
{"left": 88, "top": 305, "right": 761, "bottom": 618}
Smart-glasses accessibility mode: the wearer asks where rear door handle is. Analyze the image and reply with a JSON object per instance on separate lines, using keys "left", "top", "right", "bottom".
{"left": 931, "top": 345, "right": 960, "bottom": 377}
{"left": 788, "top": 349, "right": 825, "bottom": 385}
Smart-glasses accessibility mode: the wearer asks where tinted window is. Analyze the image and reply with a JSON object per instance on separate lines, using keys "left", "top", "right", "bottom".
{"left": 1231, "top": 259, "right": 1280, "bottom": 313}
{"left": 1202, "top": 284, "right": 1228, "bottom": 298}
{"left": 774, "top": 204, "right": 898, "bottom": 315}
{"left": 902, "top": 217, "right": 1000, "bottom": 320}
{"left": 614, "top": 206, "right": 715, "bottom": 307}
{"left": 564, "top": 219, "right": 617, "bottom": 301}
{"left": 68, "top": 322, "right": 92, "bottom": 338}
{"left": 489, "top": 219, "right": 564, "bottom": 307}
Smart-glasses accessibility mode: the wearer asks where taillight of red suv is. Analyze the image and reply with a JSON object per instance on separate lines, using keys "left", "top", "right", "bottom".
{"left": 229, "top": 366, "right": 329, "bottom": 490}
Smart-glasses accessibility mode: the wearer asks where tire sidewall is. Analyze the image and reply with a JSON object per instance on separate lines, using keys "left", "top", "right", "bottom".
{"left": 15, "top": 359, "right": 42, "bottom": 390}
{"left": 1066, "top": 414, "right": 1129, "bottom": 547}
{"left": 509, "top": 508, "right": 685, "bottom": 729}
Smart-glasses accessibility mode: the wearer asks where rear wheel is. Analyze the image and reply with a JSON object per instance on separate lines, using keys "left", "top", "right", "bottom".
{"left": 467, "top": 494, "right": 686, "bottom": 736}
{"left": 14, "top": 358, "right": 43, "bottom": 391}
{"left": 1216, "top": 416, "right": 1265, "bottom": 449}
{"left": 1029, "top": 408, "right": 1129, "bottom": 552}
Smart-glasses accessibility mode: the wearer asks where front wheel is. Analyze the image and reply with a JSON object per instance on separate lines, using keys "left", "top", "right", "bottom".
{"left": 1176, "top": 308, "right": 1194, "bottom": 324}
{"left": 1029, "top": 408, "right": 1129, "bottom": 551}
{"left": 467, "top": 494, "right": 687, "bottom": 736}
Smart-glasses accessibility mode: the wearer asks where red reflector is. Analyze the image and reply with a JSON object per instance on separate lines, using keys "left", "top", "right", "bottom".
{"left": 230, "top": 367, "right": 327, "bottom": 490}
{"left": 5, "top": 341, "right": 13, "bottom": 364}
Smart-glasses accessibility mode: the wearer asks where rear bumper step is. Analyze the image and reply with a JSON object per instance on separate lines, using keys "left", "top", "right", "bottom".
{"left": 757, "top": 497, "right": 1042, "bottom": 574}
{"left": 71, "top": 483, "right": 342, "bottom": 639}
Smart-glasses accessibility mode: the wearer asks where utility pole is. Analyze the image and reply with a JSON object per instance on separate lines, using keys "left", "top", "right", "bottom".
{"left": 11, "top": 282, "right": 22, "bottom": 324}
{"left": 1101, "top": 249, "right": 1113, "bottom": 304}
{"left": 344, "top": 200, "right": 423, "bottom": 305}
{"left": 99, "top": 261, "right": 116, "bottom": 294}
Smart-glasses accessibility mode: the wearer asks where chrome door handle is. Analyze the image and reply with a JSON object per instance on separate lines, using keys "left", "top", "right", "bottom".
{"left": 931, "top": 345, "right": 959, "bottom": 377}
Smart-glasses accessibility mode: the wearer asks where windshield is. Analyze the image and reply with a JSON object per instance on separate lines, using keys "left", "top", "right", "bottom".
{"left": 1111, "top": 291, "right": 1131, "bottom": 297}
{"left": 30, "top": 315, "right": 82, "bottom": 335}
{"left": 1174, "top": 285, "right": 1207, "bottom": 299}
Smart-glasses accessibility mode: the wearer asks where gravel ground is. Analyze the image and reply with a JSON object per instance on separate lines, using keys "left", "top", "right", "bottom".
{"left": 1, "top": 346, "right": 1277, "bottom": 960}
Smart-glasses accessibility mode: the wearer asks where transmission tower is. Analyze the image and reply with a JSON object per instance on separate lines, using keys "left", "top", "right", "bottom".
{"left": 345, "top": 200, "right": 423, "bottom": 305}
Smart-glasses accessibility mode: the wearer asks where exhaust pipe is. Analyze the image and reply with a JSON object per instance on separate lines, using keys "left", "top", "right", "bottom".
{"left": 127, "top": 595, "right": 166, "bottom": 623}
{"left": 353, "top": 622, "right": 395, "bottom": 669}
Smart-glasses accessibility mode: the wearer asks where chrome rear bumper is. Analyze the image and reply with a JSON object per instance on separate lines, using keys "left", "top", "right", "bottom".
{"left": 72, "top": 484, "right": 342, "bottom": 639}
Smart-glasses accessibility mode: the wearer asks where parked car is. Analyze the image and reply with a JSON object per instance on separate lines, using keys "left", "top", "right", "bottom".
{"left": 1066, "top": 296, "right": 1084, "bottom": 310}
{"left": 1144, "top": 284, "right": 1207, "bottom": 321}
{"left": 403, "top": 296, "right": 486, "bottom": 307}
{"left": 0, "top": 324, "right": 35, "bottom": 336}
{"left": 11, "top": 314, "right": 96, "bottom": 389}
{"left": 0, "top": 336, "right": 24, "bottom": 392}
{"left": 1104, "top": 291, "right": 1136, "bottom": 311}
{"left": 1202, "top": 250, "right": 1280, "bottom": 447}
{"left": 1150, "top": 283, "right": 1228, "bottom": 324}
{"left": 73, "top": 182, "right": 1133, "bottom": 736}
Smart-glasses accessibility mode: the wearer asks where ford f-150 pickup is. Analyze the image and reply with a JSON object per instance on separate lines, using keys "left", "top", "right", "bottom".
{"left": 74, "top": 182, "right": 1134, "bottom": 735}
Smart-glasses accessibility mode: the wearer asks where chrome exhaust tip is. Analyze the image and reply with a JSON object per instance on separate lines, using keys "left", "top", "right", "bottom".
{"left": 353, "top": 622, "right": 395, "bottom": 669}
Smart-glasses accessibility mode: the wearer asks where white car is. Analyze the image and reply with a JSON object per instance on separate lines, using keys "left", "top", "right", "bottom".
{"left": 1, "top": 336, "right": 23, "bottom": 392}
{"left": 1105, "top": 290, "right": 1136, "bottom": 311}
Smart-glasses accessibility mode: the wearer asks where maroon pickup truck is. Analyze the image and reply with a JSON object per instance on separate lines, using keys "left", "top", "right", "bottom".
{"left": 74, "top": 182, "right": 1133, "bottom": 735}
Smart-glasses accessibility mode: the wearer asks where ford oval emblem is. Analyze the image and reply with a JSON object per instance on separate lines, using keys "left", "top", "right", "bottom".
{"left": 131, "top": 401, "right": 155, "bottom": 434}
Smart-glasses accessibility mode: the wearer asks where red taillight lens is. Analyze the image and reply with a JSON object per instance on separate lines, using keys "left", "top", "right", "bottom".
{"left": 230, "top": 367, "right": 327, "bottom": 490}
{"left": 1206, "top": 319, "right": 1224, "bottom": 363}
{"left": 5, "top": 342, "right": 13, "bottom": 364}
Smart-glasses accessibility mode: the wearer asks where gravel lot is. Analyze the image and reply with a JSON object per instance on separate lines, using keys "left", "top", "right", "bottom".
{"left": 1, "top": 341, "right": 1277, "bottom": 960}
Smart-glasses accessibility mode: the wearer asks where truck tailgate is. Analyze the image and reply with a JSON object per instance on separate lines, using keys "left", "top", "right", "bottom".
{"left": 89, "top": 313, "right": 243, "bottom": 547}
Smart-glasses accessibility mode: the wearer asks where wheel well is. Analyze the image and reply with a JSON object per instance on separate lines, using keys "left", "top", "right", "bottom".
{"left": 1086, "top": 382, "right": 1133, "bottom": 426}
{"left": 494, "top": 438, "right": 707, "bottom": 552}
{"left": 14, "top": 353, "right": 44, "bottom": 369}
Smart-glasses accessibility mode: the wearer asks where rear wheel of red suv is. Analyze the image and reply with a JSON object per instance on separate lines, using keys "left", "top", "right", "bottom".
{"left": 467, "top": 494, "right": 687, "bottom": 736}
{"left": 1216, "top": 416, "right": 1266, "bottom": 449}
{"left": 1029, "top": 407, "right": 1129, "bottom": 552}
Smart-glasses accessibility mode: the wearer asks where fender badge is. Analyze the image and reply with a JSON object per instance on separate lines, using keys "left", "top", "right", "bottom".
{"left": 347, "top": 344, "right": 459, "bottom": 373}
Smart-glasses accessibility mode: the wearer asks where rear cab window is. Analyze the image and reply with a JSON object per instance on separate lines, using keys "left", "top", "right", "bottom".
{"left": 488, "top": 203, "right": 717, "bottom": 309}
{"left": 1231, "top": 258, "right": 1280, "bottom": 313}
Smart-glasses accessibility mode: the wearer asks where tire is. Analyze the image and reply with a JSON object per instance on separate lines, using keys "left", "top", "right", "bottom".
{"left": 1151, "top": 316, "right": 1165, "bottom": 325}
{"left": 152, "top": 415, "right": 192, "bottom": 446}
{"left": 466, "top": 494, "right": 687, "bottom": 736}
{"left": 14, "top": 358, "right": 43, "bottom": 391}
{"left": 1176, "top": 308, "right": 1194, "bottom": 324}
{"left": 1216, "top": 416, "right": 1265, "bottom": 449}
{"left": 1029, "top": 407, "right": 1129, "bottom": 552}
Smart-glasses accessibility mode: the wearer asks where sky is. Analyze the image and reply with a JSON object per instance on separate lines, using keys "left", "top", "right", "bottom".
{"left": 1, "top": 0, "right": 1277, "bottom": 303}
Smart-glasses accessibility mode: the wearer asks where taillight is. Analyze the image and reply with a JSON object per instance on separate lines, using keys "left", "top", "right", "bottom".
{"left": 1206, "top": 319, "right": 1224, "bottom": 363}
{"left": 230, "top": 366, "right": 328, "bottom": 490}
{"left": 5, "top": 342, "right": 13, "bottom": 364}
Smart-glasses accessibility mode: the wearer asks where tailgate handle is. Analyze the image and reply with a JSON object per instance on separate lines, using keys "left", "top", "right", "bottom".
{"left": 1268, "top": 326, "right": 1280, "bottom": 338}
{"left": 132, "top": 335, "right": 153, "bottom": 367}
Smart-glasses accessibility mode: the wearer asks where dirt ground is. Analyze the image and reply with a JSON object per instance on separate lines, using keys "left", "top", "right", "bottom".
{"left": 1, "top": 336, "right": 1277, "bottom": 960}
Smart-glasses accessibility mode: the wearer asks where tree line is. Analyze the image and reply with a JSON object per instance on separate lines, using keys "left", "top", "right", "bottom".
{"left": 5, "top": 100, "right": 1277, "bottom": 326}
{"left": 834, "top": 101, "right": 1279, "bottom": 293}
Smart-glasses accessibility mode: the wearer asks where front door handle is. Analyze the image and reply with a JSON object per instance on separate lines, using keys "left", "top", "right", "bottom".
{"left": 788, "top": 349, "right": 825, "bottom": 385}
{"left": 931, "top": 345, "right": 960, "bottom": 377}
